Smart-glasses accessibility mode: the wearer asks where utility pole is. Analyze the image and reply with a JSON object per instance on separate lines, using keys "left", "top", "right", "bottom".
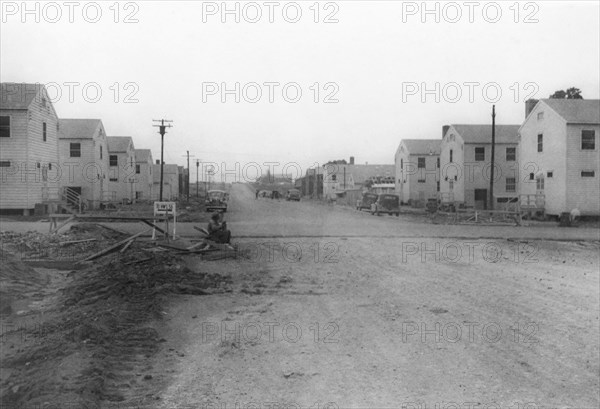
{"left": 490, "top": 105, "right": 496, "bottom": 211}
{"left": 152, "top": 119, "right": 173, "bottom": 201}
{"left": 196, "top": 159, "right": 200, "bottom": 197}
{"left": 181, "top": 151, "right": 195, "bottom": 202}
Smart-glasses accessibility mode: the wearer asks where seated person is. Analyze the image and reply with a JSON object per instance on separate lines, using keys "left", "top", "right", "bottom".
{"left": 207, "top": 212, "right": 231, "bottom": 244}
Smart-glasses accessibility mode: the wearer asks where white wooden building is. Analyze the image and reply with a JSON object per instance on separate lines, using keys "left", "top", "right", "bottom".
{"left": 519, "top": 99, "right": 600, "bottom": 216}
{"left": 0, "top": 83, "right": 60, "bottom": 214}
{"left": 395, "top": 139, "right": 441, "bottom": 206}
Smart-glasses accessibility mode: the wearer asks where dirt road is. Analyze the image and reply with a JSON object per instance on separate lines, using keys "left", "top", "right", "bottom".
{"left": 146, "top": 184, "right": 599, "bottom": 409}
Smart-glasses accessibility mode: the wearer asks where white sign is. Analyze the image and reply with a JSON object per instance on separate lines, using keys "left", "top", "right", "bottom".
{"left": 154, "top": 201, "right": 176, "bottom": 215}
{"left": 153, "top": 201, "right": 177, "bottom": 239}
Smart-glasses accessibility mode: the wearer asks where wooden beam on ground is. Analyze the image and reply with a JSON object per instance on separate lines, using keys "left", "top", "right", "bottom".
{"left": 95, "top": 223, "right": 128, "bottom": 236}
{"left": 51, "top": 215, "right": 76, "bottom": 234}
{"left": 140, "top": 219, "right": 167, "bottom": 235}
{"left": 193, "top": 226, "right": 210, "bottom": 235}
{"left": 60, "top": 238, "right": 97, "bottom": 245}
{"left": 120, "top": 239, "right": 134, "bottom": 253}
{"left": 84, "top": 230, "right": 147, "bottom": 261}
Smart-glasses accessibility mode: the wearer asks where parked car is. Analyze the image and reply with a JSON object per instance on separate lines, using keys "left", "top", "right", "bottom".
{"left": 205, "top": 190, "right": 228, "bottom": 212}
{"left": 286, "top": 189, "right": 301, "bottom": 201}
{"left": 356, "top": 192, "right": 378, "bottom": 211}
{"left": 371, "top": 194, "right": 400, "bottom": 216}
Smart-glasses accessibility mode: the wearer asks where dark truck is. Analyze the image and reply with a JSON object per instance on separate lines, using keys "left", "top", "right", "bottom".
{"left": 356, "top": 192, "right": 378, "bottom": 211}
{"left": 371, "top": 194, "right": 400, "bottom": 216}
{"left": 286, "top": 189, "right": 301, "bottom": 201}
{"left": 205, "top": 190, "right": 228, "bottom": 212}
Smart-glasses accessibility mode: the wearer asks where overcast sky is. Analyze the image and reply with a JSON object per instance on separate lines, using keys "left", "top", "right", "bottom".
{"left": 1, "top": 0, "right": 599, "bottom": 181}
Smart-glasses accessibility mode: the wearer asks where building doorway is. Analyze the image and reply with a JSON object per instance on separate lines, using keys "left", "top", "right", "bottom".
{"left": 474, "top": 188, "right": 488, "bottom": 210}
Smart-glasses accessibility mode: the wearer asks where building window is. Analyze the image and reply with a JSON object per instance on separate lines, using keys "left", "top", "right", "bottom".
{"left": 418, "top": 177, "right": 426, "bottom": 183}
{"left": 400, "top": 159, "right": 403, "bottom": 170}
{"left": 537, "top": 134, "right": 543, "bottom": 152}
{"left": 0, "top": 116, "right": 10, "bottom": 137}
{"left": 136, "top": 164, "right": 141, "bottom": 174}
{"left": 436, "top": 157, "right": 440, "bottom": 168}
{"left": 537, "top": 112, "right": 544, "bottom": 121}
{"left": 109, "top": 177, "right": 118, "bottom": 182}
{"left": 581, "top": 130, "right": 595, "bottom": 150}
{"left": 436, "top": 181, "right": 440, "bottom": 192}
{"left": 331, "top": 174, "right": 336, "bottom": 181}
{"left": 0, "top": 161, "right": 11, "bottom": 167}
{"left": 449, "top": 180, "right": 454, "bottom": 190}
{"left": 417, "top": 157, "right": 425, "bottom": 168}
{"left": 581, "top": 171, "right": 595, "bottom": 178}
{"left": 529, "top": 173, "right": 534, "bottom": 180}
{"left": 506, "top": 147, "right": 516, "bottom": 161}
{"left": 475, "top": 147, "right": 485, "bottom": 161}
{"left": 100, "top": 145, "right": 103, "bottom": 159}
{"left": 110, "top": 155, "right": 118, "bottom": 167}
{"left": 449, "top": 149, "right": 453, "bottom": 163}
{"left": 506, "top": 177, "right": 516, "bottom": 192}
{"left": 42, "top": 122, "right": 47, "bottom": 141}
{"left": 536, "top": 175, "right": 544, "bottom": 190}
{"left": 547, "top": 171, "right": 553, "bottom": 178}
{"left": 70, "top": 143, "right": 81, "bottom": 157}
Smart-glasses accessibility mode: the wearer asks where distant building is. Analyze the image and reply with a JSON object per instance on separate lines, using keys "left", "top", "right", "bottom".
{"left": 152, "top": 162, "right": 179, "bottom": 201}
{"left": 134, "top": 149, "right": 153, "bottom": 201}
{"left": 322, "top": 158, "right": 394, "bottom": 200}
{"left": 395, "top": 139, "right": 441, "bottom": 206}
{"left": 519, "top": 98, "right": 599, "bottom": 216}
{"left": 440, "top": 124, "right": 520, "bottom": 209}
{"left": 0, "top": 83, "right": 60, "bottom": 214}
{"left": 107, "top": 136, "right": 136, "bottom": 203}
{"left": 57, "top": 118, "right": 109, "bottom": 210}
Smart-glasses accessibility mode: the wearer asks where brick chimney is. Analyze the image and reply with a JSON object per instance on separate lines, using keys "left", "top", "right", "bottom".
{"left": 442, "top": 125, "right": 450, "bottom": 138}
{"left": 525, "top": 99, "right": 539, "bottom": 118}
{"left": 349, "top": 156, "right": 355, "bottom": 165}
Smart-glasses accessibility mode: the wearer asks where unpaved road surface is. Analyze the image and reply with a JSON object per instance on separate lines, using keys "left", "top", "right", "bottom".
{"left": 146, "top": 184, "right": 599, "bottom": 409}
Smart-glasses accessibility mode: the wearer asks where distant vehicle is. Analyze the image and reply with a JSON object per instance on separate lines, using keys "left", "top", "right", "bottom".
{"left": 371, "top": 194, "right": 400, "bottom": 216}
{"left": 205, "top": 190, "right": 228, "bottom": 212}
{"left": 271, "top": 191, "right": 281, "bottom": 200}
{"left": 356, "top": 192, "right": 378, "bottom": 211}
{"left": 286, "top": 189, "right": 301, "bottom": 201}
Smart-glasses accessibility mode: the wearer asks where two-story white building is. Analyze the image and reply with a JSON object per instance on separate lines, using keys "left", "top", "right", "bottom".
{"left": 440, "top": 124, "right": 520, "bottom": 209}
{"left": 107, "top": 136, "right": 136, "bottom": 203}
{"left": 134, "top": 149, "right": 154, "bottom": 202}
{"left": 152, "top": 162, "right": 179, "bottom": 201}
{"left": 395, "top": 139, "right": 441, "bottom": 206}
{"left": 58, "top": 118, "right": 109, "bottom": 209}
{"left": 519, "top": 99, "right": 599, "bottom": 216}
{"left": 0, "top": 83, "right": 60, "bottom": 215}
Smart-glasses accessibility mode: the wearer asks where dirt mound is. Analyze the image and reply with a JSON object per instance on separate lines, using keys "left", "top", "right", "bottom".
{"left": 0, "top": 249, "right": 49, "bottom": 315}
{"left": 0, "top": 242, "right": 232, "bottom": 408}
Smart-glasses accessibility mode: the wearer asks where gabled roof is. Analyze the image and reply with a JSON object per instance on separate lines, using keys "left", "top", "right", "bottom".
{"left": 541, "top": 98, "right": 600, "bottom": 124}
{"left": 134, "top": 149, "right": 153, "bottom": 162}
{"left": 401, "top": 139, "right": 441, "bottom": 155}
{"left": 107, "top": 136, "right": 134, "bottom": 152}
{"left": 0, "top": 83, "right": 43, "bottom": 110}
{"left": 450, "top": 124, "right": 520, "bottom": 144}
{"left": 58, "top": 119, "right": 102, "bottom": 139}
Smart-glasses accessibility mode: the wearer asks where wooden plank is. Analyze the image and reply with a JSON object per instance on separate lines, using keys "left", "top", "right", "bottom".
{"left": 84, "top": 230, "right": 147, "bottom": 261}
{"left": 193, "top": 226, "right": 210, "bottom": 236}
{"left": 52, "top": 215, "right": 75, "bottom": 234}
{"left": 60, "top": 238, "right": 97, "bottom": 245}
{"left": 120, "top": 239, "right": 134, "bottom": 253}
{"left": 140, "top": 218, "right": 167, "bottom": 235}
